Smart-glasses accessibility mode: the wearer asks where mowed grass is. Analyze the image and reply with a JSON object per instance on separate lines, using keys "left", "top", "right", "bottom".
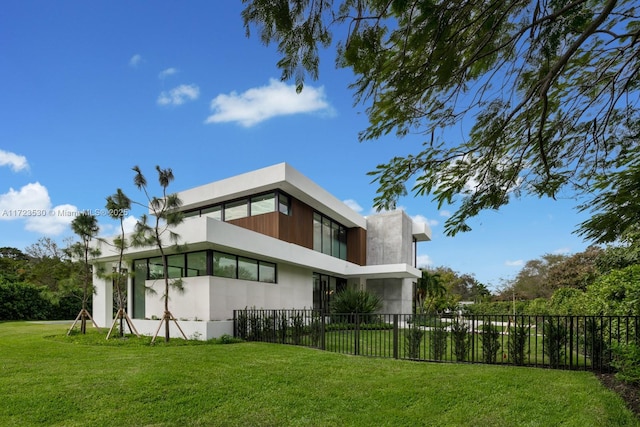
{"left": 0, "top": 322, "right": 638, "bottom": 427}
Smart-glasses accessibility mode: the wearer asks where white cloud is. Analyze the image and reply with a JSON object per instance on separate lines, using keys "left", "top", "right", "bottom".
{"left": 417, "top": 254, "right": 433, "bottom": 268}
{"left": 439, "top": 210, "right": 451, "bottom": 218}
{"left": 505, "top": 259, "right": 524, "bottom": 267}
{"left": 205, "top": 78, "right": 333, "bottom": 127}
{"left": 129, "top": 54, "right": 142, "bottom": 68}
{"left": 122, "top": 215, "right": 138, "bottom": 233}
{"left": 98, "top": 214, "right": 138, "bottom": 238}
{"left": 0, "top": 149, "right": 29, "bottom": 172}
{"left": 343, "top": 199, "right": 363, "bottom": 213}
{"left": 157, "top": 84, "right": 200, "bottom": 106}
{"left": 159, "top": 67, "right": 178, "bottom": 79}
{"left": 412, "top": 214, "right": 438, "bottom": 227}
{"left": 0, "top": 182, "right": 77, "bottom": 235}
{"left": 26, "top": 204, "right": 78, "bottom": 235}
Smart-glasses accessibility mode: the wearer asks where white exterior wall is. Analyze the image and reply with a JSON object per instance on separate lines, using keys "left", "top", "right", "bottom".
{"left": 92, "top": 265, "right": 112, "bottom": 328}
{"left": 142, "top": 264, "right": 313, "bottom": 322}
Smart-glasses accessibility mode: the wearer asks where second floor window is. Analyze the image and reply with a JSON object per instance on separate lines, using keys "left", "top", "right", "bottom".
{"left": 313, "top": 212, "right": 347, "bottom": 260}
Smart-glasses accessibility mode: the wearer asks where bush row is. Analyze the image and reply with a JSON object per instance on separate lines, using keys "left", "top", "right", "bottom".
{"left": 0, "top": 281, "right": 84, "bottom": 321}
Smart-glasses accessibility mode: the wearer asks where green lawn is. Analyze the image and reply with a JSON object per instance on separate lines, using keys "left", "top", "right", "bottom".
{"left": 1, "top": 322, "right": 638, "bottom": 427}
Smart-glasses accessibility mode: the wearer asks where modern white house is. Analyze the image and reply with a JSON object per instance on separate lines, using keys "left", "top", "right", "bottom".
{"left": 91, "top": 163, "right": 431, "bottom": 339}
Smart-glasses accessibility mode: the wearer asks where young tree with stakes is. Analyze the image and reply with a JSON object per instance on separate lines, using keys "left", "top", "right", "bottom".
{"left": 130, "top": 166, "right": 186, "bottom": 343}
{"left": 67, "top": 212, "right": 100, "bottom": 335}
{"left": 104, "top": 189, "right": 140, "bottom": 339}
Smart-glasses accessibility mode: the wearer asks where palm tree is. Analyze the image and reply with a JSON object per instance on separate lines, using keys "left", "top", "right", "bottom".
{"left": 131, "top": 166, "right": 186, "bottom": 343}
{"left": 68, "top": 212, "right": 100, "bottom": 334}
{"left": 415, "top": 269, "right": 446, "bottom": 315}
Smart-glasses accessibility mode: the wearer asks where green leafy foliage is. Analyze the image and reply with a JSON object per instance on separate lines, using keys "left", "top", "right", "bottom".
{"left": 582, "top": 265, "right": 640, "bottom": 316}
{"left": 430, "top": 322, "right": 448, "bottom": 361}
{"left": 480, "top": 321, "right": 501, "bottom": 364}
{"left": 0, "top": 281, "right": 82, "bottom": 321}
{"left": 543, "top": 318, "right": 568, "bottom": 368}
{"left": 330, "top": 287, "right": 382, "bottom": 322}
{"left": 404, "top": 324, "right": 424, "bottom": 359}
{"left": 610, "top": 342, "right": 640, "bottom": 385}
{"left": 451, "top": 318, "right": 470, "bottom": 362}
{"left": 579, "top": 154, "right": 640, "bottom": 244}
{"left": 508, "top": 318, "right": 530, "bottom": 365}
{"left": 243, "top": 0, "right": 640, "bottom": 236}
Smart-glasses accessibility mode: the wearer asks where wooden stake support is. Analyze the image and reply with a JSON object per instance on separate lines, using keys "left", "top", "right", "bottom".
{"left": 67, "top": 309, "right": 99, "bottom": 335}
{"left": 106, "top": 308, "right": 140, "bottom": 339}
{"left": 151, "top": 311, "right": 188, "bottom": 343}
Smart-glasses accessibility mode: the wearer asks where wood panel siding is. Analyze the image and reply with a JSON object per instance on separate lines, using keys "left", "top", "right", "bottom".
{"left": 347, "top": 227, "right": 367, "bottom": 266}
{"left": 227, "top": 198, "right": 314, "bottom": 249}
{"left": 227, "top": 197, "right": 365, "bottom": 264}
{"left": 279, "top": 198, "right": 313, "bottom": 249}
{"left": 229, "top": 212, "right": 280, "bottom": 239}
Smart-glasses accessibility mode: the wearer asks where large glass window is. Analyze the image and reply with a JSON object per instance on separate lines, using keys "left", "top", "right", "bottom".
{"left": 148, "top": 257, "right": 164, "bottom": 279}
{"left": 313, "top": 273, "right": 346, "bottom": 312}
{"left": 238, "top": 257, "right": 258, "bottom": 281}
{"left": 183, "top": 210, "right": 199, "bottom": 218}
{"left": 166, "top": 254, "right": 185, "bottom": 279}
{"left": 259, "top": 261, "right": 276, "bottom": 283}
{"left": 313, "top": 213, "right": 322, "bottom": 252}
{"left": 186, "top": 251, "right": 207, "bottom": 277}
{"left": 136, "top": 251, "right": 276, "bottom": 284}
{"left": 250, "top": 193, "right": 275, "bottom": 216}
{"left": 322, "top": 217, "right": 332, "bottom": 255}
{"left": 133, "top": 259, "right": 147, "bottom": 319}
{"left": 278, "top": 193, "right": 290, "bottom": 215}
{"left": 313, "top": 212, "right": 347, "bottom": 260}
{"left": 213, "top": 252, "right": 237, "bottom": 278}
{"left": 179, "top": 190, "right": 290, "bottom": 221}
{"left": 224, "top": 199, "right": 248, "bottom": 221}
{"left": 202, "top": 205, "right": 222, "bottom": 220}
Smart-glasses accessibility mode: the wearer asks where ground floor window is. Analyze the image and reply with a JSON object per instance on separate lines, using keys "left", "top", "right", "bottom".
{"left": 134, "top": 251, "right": 276, "bottom": 286}
{"left": 131, "top": 251, "right": 277, "bottom": 318}
{"left": 313, "top": 273, "right": 346, "bottom": 313}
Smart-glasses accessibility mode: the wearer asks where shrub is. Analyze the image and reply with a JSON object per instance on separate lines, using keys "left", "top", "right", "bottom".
{"left": 611, "top": 342, "right": 640, "bottom": 385}
{"left": 310, "top": 312, "right": 322, "bottom": 347}
{"left": 218, "top": 334, "right": 243, "bottom": 344}
{"left": 543, "top": 318, "right": 568, "bottom": 368}
{"left": 430, "top": 322, "right": 448, "bottom": 361}
{"left": 278, "top": 312, "right": 288, "bottom": 343}
{"left": 583, "top": 317, "right": 608, "bottom": 370}
{"left": 451, "top": 318, "right": 470, "bottom": 361}
{"left": 480, "top": 321, "right": 501, "bottom": 364}
{"left": 0, "top": 281, "right": 52, "bottom": 320}
{"left": 405, "top": 325, "right": 424, "bottom": 359}
{"left": 291, "top": 311, "right": 304, "bottom": 345}
{"left": 508, "top": 318, "right": 530, "bottom": 365}
{"left": 330, "top": 288, "right": 382, "bottom": 323}
{"left": 236, "top": 310, "right": 248, "bottom": 339}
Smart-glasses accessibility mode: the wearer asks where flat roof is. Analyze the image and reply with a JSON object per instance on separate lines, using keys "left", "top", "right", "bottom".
{"left": 176, "top": 163, "right": 367, "bottom": 229}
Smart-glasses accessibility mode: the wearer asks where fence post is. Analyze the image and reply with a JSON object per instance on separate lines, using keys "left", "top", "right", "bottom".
{"left": 321, "top": 312, "right": 326, "bottom": 350}
{"left": 354, "top": 313, "right": 360, "bottom": 356}
{"left": 232, "top": 310, "right": 236, "bottom": 338}
{"left": 569, "top": 316, "right": 574, "bottom": 370}
{"left": 393, "top": 314, "right": 399, "bottom": 359}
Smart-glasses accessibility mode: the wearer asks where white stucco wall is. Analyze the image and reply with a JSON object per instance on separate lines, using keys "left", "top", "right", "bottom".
{"left": 141, "top": 264, "right": 313, "bottom": 322}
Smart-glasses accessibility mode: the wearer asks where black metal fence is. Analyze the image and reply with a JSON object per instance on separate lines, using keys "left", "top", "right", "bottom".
{"left": 233, "top": 309, "right": 640, "bottom": 372}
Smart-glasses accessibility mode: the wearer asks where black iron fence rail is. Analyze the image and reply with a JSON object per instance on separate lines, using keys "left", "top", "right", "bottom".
{"left": 233, "top": 309, "right": 640, "bottom": 372}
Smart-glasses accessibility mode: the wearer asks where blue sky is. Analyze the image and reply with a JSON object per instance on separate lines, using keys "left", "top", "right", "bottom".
{"left": 0, "top": 1, "right": 594, "bottom": 291}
